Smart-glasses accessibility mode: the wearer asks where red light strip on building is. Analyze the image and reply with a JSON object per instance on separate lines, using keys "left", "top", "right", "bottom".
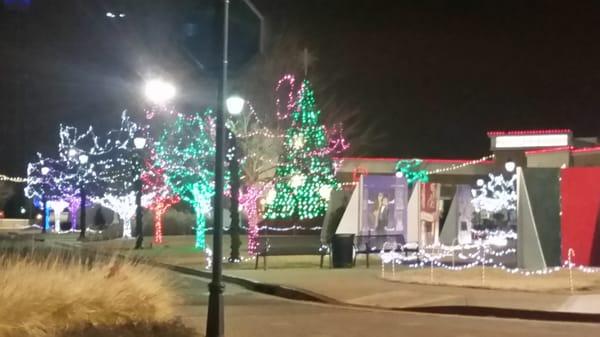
{"left": 487, "top": 129, "right": 572, "bottom": 137}
{"left": 525, "top": 145, "right": 600, "bottom": 155}
{"left": 525, "top": 146, "right": 574, "bottom": 155}
{"left": 572, "top": 146, "right": 600, "bottom": 154}
{"left": 337, "top": 157, "right": 494, "bottom": 164}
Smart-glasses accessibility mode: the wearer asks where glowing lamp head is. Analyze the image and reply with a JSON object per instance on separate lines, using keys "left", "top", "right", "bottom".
{"left": 319, "top": 185, "right": 333, "bottom": 200}
{"left": 395, "top": 171, "right": 404, "bottom": 178}
{"left": 504, "top": 161, "right": 516, "bottom": 172}
{"left": 134, "top": 137, "right": 147, "bottom": 149}
{"left": 78, "top": 154, "right": 89, "bottom": 165}
{"left": 226, "top": 95, "right": 245, "bottom": 115}
{"left": 144, "top": 79, "right": 176, "bottom": 105}
{"left": 41, "top": 166, "right": 50, "bottom": 176}
{"left": 476, "top": 179, "right": 484, "bottom": 187}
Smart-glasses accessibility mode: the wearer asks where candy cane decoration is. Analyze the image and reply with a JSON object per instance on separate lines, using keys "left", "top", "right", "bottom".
{"left": 275, "top": 74, "right": 296, "bottom": 121}
{"left": 568, "top": 248, "right": 575, "bottom": 293}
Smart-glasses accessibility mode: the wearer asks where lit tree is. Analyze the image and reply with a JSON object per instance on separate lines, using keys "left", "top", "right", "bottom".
{"left": 395, "top": 159, "right": 429, "bottom": 188}
{"left": 154, "top": 111, "right": 219, "bottom": 249}
{"left": 95, "top": 111, "right": 149, "bottom": 238}
{"left": 228, "top": 75, "right": 348, "bottom": 252}
{"left": 24, "top": 155, "right": 66, "bottom": 232}
{"left": 264, "top": 79, "right": 340, "bottom": 220}
{"left": 141, "top": 150, "right": 180, "bottom": 245}
{"left": 57, "top": 124, "right": 100, "bottom": 231}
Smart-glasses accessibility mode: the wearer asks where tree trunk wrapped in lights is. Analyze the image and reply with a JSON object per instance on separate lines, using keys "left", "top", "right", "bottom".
{"left": 141, "top": 150, "right": 180, "bottom": 245}
{"left": 154, "top": 111, "right": 226, "bottom": 249}
{"left": 95, "top": 112, "right": 150, "bottom": 238}
{"left": 238, "top": 182, "right": 271, "bottom": 255}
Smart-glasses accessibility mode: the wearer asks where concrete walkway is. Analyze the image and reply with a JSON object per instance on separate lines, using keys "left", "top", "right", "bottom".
{"left": 223, "top": 268, "right": 596, "bottom": 312}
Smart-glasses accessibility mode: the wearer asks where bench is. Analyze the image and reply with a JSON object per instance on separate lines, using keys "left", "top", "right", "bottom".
{"left": 354, "top": 233, "right": 419, "bottom": 268}
{"left": 254, "top": 235, "right": 328, "bottom": 270}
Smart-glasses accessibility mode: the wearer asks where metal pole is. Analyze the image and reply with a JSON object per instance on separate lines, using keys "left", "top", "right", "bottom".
{"left": 78, "top": 184, "right": 86, "bottom": 240}
{"left": 241, "top": 0, "right": 265, "bottom": 54}
{"left": 206, "top": 0, "right": 228, "bottom": 336}
{"left": 228, "top": 130, "right": 241, "bottom": 262}
{"left": 134, "top": 177, "right": 143, "bottom": 249}
{"left": 41, "top": 196, "right": 47, "bottom": 234}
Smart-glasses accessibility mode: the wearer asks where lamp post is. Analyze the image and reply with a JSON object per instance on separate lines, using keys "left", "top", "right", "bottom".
{"left": 77, "top": 154, "right": 89, "bottom": 241}
{"left": 133, "top": 137, "right": 147, "bottom": 249}
{"left": 226, "top": 95, "right": 244, "bottom": 262}
{"left": 40, "top": 166, "right": 49, "bottom": 234}
{"left": 206, "top": 0, "right": 229, "bottom": 336}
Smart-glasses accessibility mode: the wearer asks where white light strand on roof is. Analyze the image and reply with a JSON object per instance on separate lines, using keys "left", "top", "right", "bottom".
{"left": 427, "top": 154, "right": 495, "bottom": 175}
{"left": 0, "top": 174, "right": 27, "bottom": 183}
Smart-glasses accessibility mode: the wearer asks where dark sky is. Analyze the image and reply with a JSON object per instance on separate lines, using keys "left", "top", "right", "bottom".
{"left": 1, "top": 0, "right": 600, "bottom": 176}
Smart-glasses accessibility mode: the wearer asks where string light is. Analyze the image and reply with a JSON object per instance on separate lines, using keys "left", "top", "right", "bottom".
{"left": 0, "top": 174, "right": 26, "bottom": 183}
{"left": 427, "top": 154, "right": 495, "bottom": 175}
{"left": 487, "top": 129, "right": 572, "bottom": 137}
{"left": 275, "top": 74, "right": 296, "bottom": 121}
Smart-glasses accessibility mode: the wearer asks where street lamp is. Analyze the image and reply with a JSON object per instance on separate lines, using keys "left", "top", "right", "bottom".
{"left": 226, "top": 95, "right": 245, "bottom": 263}
{"left": 207, "top": 1, "right": 230, "bottom": 336}
{"left": 134, "top": 137, "right": 146, "bottom": 249}
{"left": 41, "top": 166, "right": 49, "bottom": 234}
{"left": 226, "top": 95, "right": 245, "bottom": 115}
{"left": 77, "top": 154, "right": 89, "bottom": 241}
{"left": 208, "top": 2, "right": 262, "bottom": 335}
{"left": 144, "top": 79, "right": 176, "bottom": 105}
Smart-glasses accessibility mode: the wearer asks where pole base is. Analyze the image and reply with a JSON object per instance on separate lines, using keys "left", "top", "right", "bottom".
{"left": 206, "top": 282, "right": 225, "bottom": 337}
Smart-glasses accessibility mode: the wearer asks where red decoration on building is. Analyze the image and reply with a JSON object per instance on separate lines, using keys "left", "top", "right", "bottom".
{"left": 572, "top": 146, "right": 600, "bottom": 154}
{"left": 352, "top": 166, "right": 368, "bottom": 182}
{"left": 487, "top": 129, "right": 572, "bottom": 137}
{"left": 338, "top": 157, "right": 494, "bottom": 164}
{"left": 525, "top": 146, "right": 574, "bottom": 155}
{"left": 560, "top": 167, "right": 600, "bottom": 266}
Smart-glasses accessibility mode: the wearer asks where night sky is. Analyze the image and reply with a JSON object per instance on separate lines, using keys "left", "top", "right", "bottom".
{"left": 1, "top": 0, "right": 600, "bottom": 177}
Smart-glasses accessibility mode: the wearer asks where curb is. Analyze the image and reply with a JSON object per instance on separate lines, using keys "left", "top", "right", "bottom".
{"left": 157, "top": 263, "right": 343, "bottom": 305}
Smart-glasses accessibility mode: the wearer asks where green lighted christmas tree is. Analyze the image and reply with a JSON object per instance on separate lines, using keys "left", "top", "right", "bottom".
{"left": 395, "top": 159, "right": 429, "bottom": 188}
{"left": 154, "top": 111, "right": 217, "bottom": 249}
{"left": 264, "top": 80, "right": 339, "bottom": 220}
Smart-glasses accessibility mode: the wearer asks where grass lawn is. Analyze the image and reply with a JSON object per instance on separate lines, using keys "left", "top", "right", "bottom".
{"left": 76, "top": 234, "right": 600, "bottom": 293}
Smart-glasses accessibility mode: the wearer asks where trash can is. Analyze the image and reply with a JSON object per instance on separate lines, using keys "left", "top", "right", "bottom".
{"left": 331, "top": 234, "right": 355, "bottom": 268}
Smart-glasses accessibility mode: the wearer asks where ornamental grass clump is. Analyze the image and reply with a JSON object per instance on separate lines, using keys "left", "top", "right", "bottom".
{"left": 0, "top": 249, "right": 182, "bottom": 337}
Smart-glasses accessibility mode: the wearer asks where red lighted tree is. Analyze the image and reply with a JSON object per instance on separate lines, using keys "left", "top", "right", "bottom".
{"left": 141, "top": 150, "right": 180, "bottom": 244}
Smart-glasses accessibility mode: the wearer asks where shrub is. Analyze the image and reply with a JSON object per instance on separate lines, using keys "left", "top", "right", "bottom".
{"left": 0, "top": 249, "right": 181, "bottom": 337}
